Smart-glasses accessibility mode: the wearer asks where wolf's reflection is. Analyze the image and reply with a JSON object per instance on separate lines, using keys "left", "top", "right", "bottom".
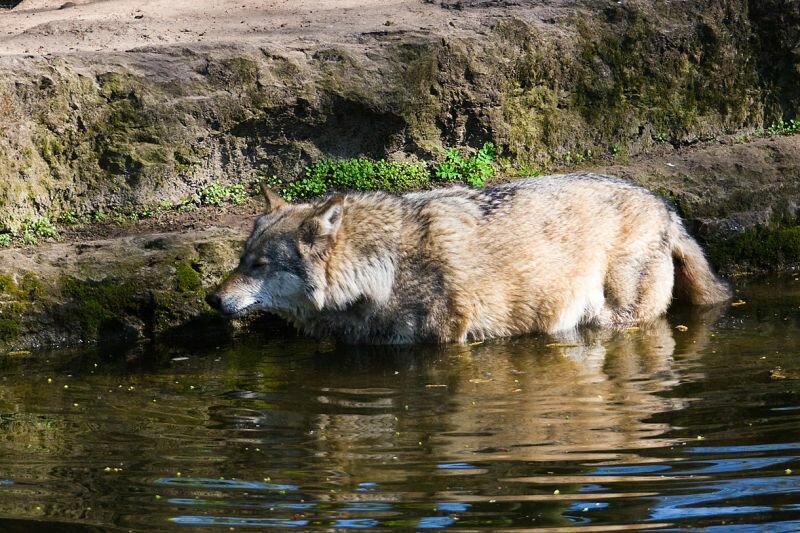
{"left": 295, "top": 306, "right": 725, "bottom": 485}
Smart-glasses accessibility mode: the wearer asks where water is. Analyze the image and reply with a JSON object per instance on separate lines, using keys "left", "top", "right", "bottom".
{"left": 0, "top": 275, "right": 799, "bottom": 531}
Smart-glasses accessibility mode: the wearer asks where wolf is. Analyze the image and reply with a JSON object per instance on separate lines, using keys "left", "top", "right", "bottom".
{"left": 205, "top": 173, "right": 732, "bottom": 344}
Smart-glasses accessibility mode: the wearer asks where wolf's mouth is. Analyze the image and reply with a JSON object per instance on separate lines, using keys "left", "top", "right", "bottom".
{"left": 223, "top": 300, "right": 262, "bottom": 317}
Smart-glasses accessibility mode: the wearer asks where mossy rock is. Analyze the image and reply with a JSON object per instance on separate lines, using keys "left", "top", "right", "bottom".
{"left": 174, "top": 261, "right": 203, "bottom": 294}
{"left": 61, "top": 276, "right": 140, "bottom": 340}
{"left": 0, "top": 272, "right": 42, "bottom": 344}
{"left": 0, "top": 315, "right": 21, "bottom": 343}
{"left": 709, "top": 225, "right": 800, "bottom": 274}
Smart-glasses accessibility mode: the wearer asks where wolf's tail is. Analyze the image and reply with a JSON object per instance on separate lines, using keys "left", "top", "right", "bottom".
{"left": 669, "top": 212, "right": 733, "bottom": 305}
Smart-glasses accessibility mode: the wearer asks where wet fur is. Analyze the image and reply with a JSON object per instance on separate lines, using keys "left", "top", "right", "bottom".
{"left": 208, "top": 173, "right": 732, "bottom": 344}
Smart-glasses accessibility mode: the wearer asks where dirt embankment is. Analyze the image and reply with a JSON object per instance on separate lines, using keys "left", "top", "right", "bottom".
{"left": 0, "top": 0, "right": 799, "bottom": 352}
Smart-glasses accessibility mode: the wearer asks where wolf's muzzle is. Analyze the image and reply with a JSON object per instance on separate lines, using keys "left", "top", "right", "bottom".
{"left": 205, "top": 292, "right": 222, "bottom": 311}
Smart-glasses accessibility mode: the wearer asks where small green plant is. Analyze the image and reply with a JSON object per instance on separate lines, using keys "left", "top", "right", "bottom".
{"left": 0, "top": 234, "right": 11, "bottom": 247}
{"left": 563, "top": 149, "right": 594, "bottom": 165}
{"left": 199, "top": 182, "right": 227, "bottom": 206}
{"left": 655, "top": 132, "right": 669, "bottom": 143}
{"left": 20, "top": 232, "right": 38, "bottom": 246}
{"left": 92, "top": 208, "right": 107, "bottom": 224}
{"left": 112, "top": 210, "right": 135, "bottom": 226}
{"left": 199, "top": 182, "right": 250, "bottom": 206}
{"left": 765, "top": 119, "right": 800, "bottom": 136}
{"left": 610, "top": 143, "right": 621, "bottom": 156}
{"left": 177, "top": 198, "right": 196, "bottom": 212}
{"left": 228, "top": 184, "right": 249, "bottom": 205}
{"left": 57, "top": 211, "right": 79, "bottom": 225}
{"left": 23, "top": 217, "right": 58, "bottom": 241}
{"left": 261, "top": 174, "right": 283, "bottom": 190}
{"left": 514, "top": 164, "right": 541, "bottom": 177}
{"left": 434, "top": 142, "right": 496, "bottom": 187}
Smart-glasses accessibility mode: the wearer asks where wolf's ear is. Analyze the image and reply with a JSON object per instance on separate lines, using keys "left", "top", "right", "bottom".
{"left": 301, "top": 194, "right": 345, "bottom": 243}
{"left": 260, "top": 183, "right": 286, "bottom": 214}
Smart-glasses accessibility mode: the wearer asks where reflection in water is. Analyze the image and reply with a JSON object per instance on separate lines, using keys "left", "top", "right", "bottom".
{"left": 0, "top": 277, "right": 798, "bottom": 530}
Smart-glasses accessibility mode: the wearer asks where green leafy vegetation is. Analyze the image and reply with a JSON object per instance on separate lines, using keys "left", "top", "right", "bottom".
{"left": 434, "top": 142, "right": 496, "bottom": 187}
{"left": 512, "top": 164, "right": 542, "bottom": 178}
{"left": 57, "top": 211, "right": 79, "bottom": 225}
{"left": 92, "top": 209, "right": 107, "bottom": 224}
{"left": 7, "top": 217, "right": 61, "bottom": 246}
{"left": 199, "top": 182, "right": 249, "bottom": 206}
{"left": 279, "top": 159, "right": 430, "bottom": 201}
{"left": 764, "top": 119, "right": 800, "bottom": 136}
{"left": 563, "top": 149, "right": 594, "bottom": 165}
{"left": 738, "top": 119, "right": 800, "bottom": 143}
{"left": 277, "top": 143, "right": 497, "bottom": 201}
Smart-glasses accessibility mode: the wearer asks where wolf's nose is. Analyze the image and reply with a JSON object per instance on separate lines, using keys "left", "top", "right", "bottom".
{"left": 205, "top": 292, "right": 222, "bottom": 310}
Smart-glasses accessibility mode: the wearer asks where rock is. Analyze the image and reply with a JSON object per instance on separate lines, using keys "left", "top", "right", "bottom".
{"left": 0, "top": 1, "right": 798, "bottom": 234}
{"left": 0, "top": 227, "right": 249, "bottom": 350}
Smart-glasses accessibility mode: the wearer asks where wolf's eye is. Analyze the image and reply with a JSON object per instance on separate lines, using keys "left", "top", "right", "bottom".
{"left": 253, "top": 258, "right": 268, "bottom": 268}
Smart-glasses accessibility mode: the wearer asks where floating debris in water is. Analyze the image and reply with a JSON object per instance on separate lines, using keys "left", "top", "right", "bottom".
{"left": 675, "top": 325, "right": 689, "bottom": 332}
{"left": 545, "top": 342, "right": 578, "bottom": 348}
{"left": 770, "top": 367, "right": 787, "bottom": 380}
{"left": 731, "top": 299, "right": 747, "bottom": 306}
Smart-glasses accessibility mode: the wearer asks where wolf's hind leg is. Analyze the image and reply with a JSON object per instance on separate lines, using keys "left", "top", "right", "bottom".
{"left": 603, "top": 256, "right": 643, "bottom": 325}
{"left": 604, "top": 249, "right": 674, "bottom": 325}
{"left": 631, "top": 251, "right": 675, "bottom": 323}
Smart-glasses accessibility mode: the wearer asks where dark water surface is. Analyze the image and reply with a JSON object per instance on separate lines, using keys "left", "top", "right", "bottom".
{"left": 1, "top": 276, "right": 800, "bottom": 532}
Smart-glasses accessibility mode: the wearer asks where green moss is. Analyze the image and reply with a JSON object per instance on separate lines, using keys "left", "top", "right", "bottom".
{"left": 96, "top": 97, "right": 171, "bottom": 177}
{"left": 0, "top": 315, "right": 21, "bottom": 343}
{"left": 709, "top": 225, "right": 800, "bottom": 273}
{"left": 208, "top": 57, "right": 260, "bottom": 88}
{"left": 35, "top": 131, "right": 70, "bottom": 169}
{"left": 61, "top": 277, "right": 138, "bottom": 338}
{"left": 571, "top": 6, "right": 760, "bottom": 144}
{"left": 174, "top": 262, "right": 202, "bottom": 294}
{"left": 91, "top": 70, "right": 185, "bottom": 186}
{"left": 19, "top": 273, "right": 42, "bottom": 300}
{"left": 0, "top": 274, "right": 16, "bottom": 295}
{"left": 174, "top": 144, "right": 209, "bottom": 174}
{"left": 0, "top": 273, "right": 38, "bottom": 344}
{"left": 490, "top": 5, "right": 764, "bottom": 166}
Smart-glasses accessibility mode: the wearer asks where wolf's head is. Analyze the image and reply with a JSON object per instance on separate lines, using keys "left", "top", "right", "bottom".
{"left": 206, "top": 185, "right": 345, "bottom": 319}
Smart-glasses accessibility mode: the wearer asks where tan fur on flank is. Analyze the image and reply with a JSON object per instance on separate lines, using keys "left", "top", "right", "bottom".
{"left": 207, "top": 173, "right": 732, "bottom": 344}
